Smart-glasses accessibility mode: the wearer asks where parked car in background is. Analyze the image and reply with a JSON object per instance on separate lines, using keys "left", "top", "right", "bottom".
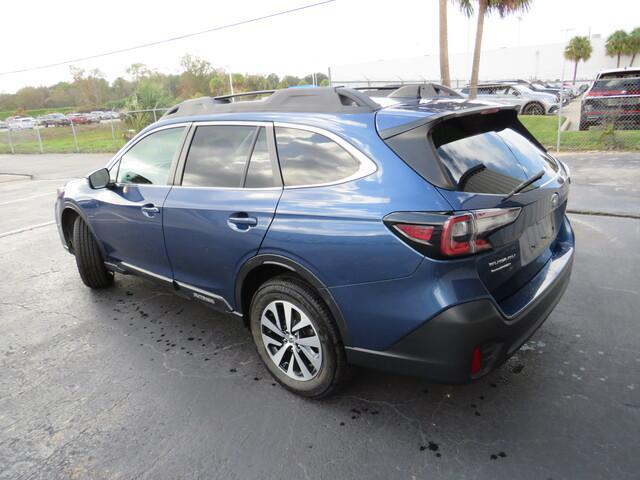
{"left": 580, "top": 68, "right": 640, "bottom": 130}
{"left": 104, "top": 111, "right": 121, "bottom": 120}
{"left": 91, "top": 111, "right": 108, "bottom": 121}
{"left": 496, "top": 80, "right": 568, "bottom": 104}
{"left": 9, "top": 116, "right": 37, "bottom": 129}
{"left": 38, "top": 113, "right": 71, "bottom": 127}
{"left": 55, "top": 85, "right": 574, "bottom": 398}
{"left": 68, "top": 113, "right": 92, "bottom": 125}
{"left": 459, "top": 83, "right": 558, "bottom": 115}
{"left": 0, "top": 120, "right": 8, "bottom": 130}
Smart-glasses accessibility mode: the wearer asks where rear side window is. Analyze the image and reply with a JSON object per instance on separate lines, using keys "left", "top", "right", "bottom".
{"left": 117, "top": 127, "right": 185, "bottom": 185}
{"left": 275, "top": 127, "right": 360, "bottom": 186}
{"left": 182, "top": 125, "right": 256, "bottom": 188}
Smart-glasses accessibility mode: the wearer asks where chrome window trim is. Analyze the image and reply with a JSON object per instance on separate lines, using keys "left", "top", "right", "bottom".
{"left": 273, "top": 121, "right": 378, "bottom": 189}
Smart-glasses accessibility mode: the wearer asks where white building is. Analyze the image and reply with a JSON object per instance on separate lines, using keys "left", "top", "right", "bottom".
{"left": 330, "top": 36, "right": 635, "bottom": 87}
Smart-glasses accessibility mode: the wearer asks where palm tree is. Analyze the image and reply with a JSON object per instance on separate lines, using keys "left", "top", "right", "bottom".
{"left": 439, "top": 0, "right": 451, "bottom": 87}
{"left": 564, "top": 36, "right": 593, "bottom": 84}
{"left": 458, "top": 0, "right": 532, "bottom": 100}
{"left": 606, "top": 30, "right": 629, "bottom": 68}
{"left": 627, "top": 27, "right": 640, "bottom": 67}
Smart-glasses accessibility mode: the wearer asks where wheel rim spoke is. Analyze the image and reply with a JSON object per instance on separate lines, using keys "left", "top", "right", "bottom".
{"left": 298, "top": 345, "right": 321, "bottom": 371}
{"left": 293, "top": 348, "right": 313, "bottom": 380}
{"left": 261, "top": 333, "right": 283, "bottom": 349}
{"left": 296, "top": 335, "right": 320, "bottom": 349}
{"left": 260, "top": 300, "right": 323, "bottom": 382}
{"left": 291, "top": 312, "right": 312, "bottom": 333}
{"left": 262, "top": 314, "right": 284, "bottom": 337}
{"left": 271, "top": 342, "right": 290, "bottom": 366}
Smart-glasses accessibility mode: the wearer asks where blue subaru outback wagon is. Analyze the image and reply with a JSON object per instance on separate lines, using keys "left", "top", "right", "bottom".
{"left": 55, "top": 85, "right": 574, "bottom": 398}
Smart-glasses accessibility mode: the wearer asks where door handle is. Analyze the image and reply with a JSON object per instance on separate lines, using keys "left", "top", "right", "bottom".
{"left": 228, "top": 214, "right": 258, "bottom": 228}
{"left": 141, "top": 204, "right": 160, "bottom": 218}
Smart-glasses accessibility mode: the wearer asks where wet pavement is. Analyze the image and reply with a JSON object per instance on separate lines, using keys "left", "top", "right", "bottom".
{"left": 0, "top": 153, "right": 638, "bottom": 479}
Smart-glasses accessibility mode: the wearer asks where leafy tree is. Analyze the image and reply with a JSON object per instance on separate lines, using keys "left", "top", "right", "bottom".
{"left": 458, "top": 0, "right": 532, "bottom": 99}
{"left": 178, "top": 55, "right": 213, "bottom": 99}
{"left": 606, "top": 30, "right": 629, "bottom": 68}
{"left": 626, "top": 27, "right": 640, "bottom": 67}
{"left": 278, "top": 75, "right": 301, "bottom": 88}
{"left": 564, "top": 36, "right": 593, "bottom": 84}
{"left": 209, "top": 75, "right": 227, "bottom": 96}
{"left": 126, "top": 63, "right": 151, "bottom": 83}
{"left": 265, "top": 74, "right": 280, "bottom": 90}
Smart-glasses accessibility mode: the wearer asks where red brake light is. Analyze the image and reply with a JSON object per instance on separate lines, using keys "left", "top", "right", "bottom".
{"left": 394, "top": 224, "right": 434, "bottom": 243}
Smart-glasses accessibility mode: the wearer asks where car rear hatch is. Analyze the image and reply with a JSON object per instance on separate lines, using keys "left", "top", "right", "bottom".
{"left": 379, "top": 107, "right": 571, "bottom": 305}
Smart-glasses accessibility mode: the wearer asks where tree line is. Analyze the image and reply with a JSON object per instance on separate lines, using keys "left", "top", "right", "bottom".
{"left": 0, "top": 55, "right": 328, "bottom": 114}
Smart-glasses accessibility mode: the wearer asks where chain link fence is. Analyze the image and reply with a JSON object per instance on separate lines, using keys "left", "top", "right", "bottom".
{"left": 1, "top": 77, "right": 639, "bottom": 154}
{"left": 0, "top": 108, "right": 168, "bottom": 154}
{"left": 333, "top": 76, "right": 640, "bottom": 152}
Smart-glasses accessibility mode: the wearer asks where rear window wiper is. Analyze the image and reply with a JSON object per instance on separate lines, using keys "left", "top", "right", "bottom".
{"left": 503, "top": 169, "right": 545, "bottom": 201}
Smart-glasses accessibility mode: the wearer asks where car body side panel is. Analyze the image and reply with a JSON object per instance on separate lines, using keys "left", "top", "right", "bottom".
{"left": 64, "top": 179, "right": 174, "bottom": 279}
{"left": 163, "top": 187, "right": 282, "bottom": 307}
{"left": 259, "top": 131, "right": 453, "bottom": 288}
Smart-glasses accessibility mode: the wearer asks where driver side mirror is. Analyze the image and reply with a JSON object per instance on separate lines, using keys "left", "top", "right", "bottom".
{"left": 88, "top": 168, "right": 112, "bottom": 189}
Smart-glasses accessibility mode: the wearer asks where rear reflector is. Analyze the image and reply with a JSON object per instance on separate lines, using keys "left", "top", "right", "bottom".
{"left": 470, "top": 346, "right": 482, "bottom": 375}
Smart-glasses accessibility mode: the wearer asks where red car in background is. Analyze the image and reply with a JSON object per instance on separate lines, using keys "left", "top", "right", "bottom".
{"left": 67, "top": 113, "right": 92, "bottom": 125}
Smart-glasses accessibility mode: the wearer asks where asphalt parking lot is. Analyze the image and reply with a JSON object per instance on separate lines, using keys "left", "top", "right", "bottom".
{"left": 1, "top": 152, "right": 639, "bottom": 480}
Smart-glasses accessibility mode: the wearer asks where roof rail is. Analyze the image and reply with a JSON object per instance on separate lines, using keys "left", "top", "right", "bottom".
{"left": 161, "top": 87, "right": 380, "bottom": 119}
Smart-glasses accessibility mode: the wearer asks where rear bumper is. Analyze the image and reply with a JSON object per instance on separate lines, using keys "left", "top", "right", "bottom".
{"left": 346, "top": 223, "right": 574, "bottom": 383}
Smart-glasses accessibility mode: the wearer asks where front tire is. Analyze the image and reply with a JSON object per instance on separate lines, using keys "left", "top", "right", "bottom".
{"left": 72, "top": 217, "right": 114, "bottom": 289}
{"left": 249, "top": 275, "right": 347, "bottom": 398}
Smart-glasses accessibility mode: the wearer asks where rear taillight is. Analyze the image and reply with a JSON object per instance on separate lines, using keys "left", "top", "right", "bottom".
{"left": 388, "top": 207, "right": 521, "bottom": 259}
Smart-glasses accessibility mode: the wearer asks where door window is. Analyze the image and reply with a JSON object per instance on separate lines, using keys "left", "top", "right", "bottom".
{"left": 117, "top": 127, "right": 185, "bottom": 185}
{"left": 182, "top": 125, "right": 256, "bottom": 188}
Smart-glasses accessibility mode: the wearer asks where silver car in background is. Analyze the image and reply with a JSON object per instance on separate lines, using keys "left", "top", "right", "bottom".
{"left": 459, "top": 83, "right": 559, "bottom": 115}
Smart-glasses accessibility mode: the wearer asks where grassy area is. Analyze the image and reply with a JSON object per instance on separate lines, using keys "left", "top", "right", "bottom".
{"left": 1, "top": 114, "right": 639, "bottom": 154}
{"left": 520, "top": 116, "right": 640, "bottom": 151}
{"left": 0, "top": 123, "right": 127, "bottom": 154}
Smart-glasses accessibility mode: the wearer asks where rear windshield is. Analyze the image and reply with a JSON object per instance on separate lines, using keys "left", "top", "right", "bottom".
{"left": 385, "top": 110, "right": 558, "bottom": 194}
{"left": 592, "top": 72, "right": 640, "bottom": 94}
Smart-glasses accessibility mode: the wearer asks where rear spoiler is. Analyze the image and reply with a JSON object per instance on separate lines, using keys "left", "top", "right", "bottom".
{"left": 379, "top": 104, "right": 547, "bottom": 153}
{"left": 378, "top": 104, "right": 519, "bottom": 140}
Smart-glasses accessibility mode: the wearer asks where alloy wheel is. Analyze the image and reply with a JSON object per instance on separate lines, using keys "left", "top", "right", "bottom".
{"left": 260, "top": 300, "right": 322, "bottom": 381}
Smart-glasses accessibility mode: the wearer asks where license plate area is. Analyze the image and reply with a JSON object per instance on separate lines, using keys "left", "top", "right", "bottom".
{"left": 519, "top": 213, "right": 555, "bottom": 266}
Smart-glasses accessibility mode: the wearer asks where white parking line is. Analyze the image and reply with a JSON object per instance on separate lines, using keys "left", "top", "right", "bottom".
{"left": 0, "top": 221, "right": 55, "bottom": 239}
{"left": 0, "top": 192, "right": 53, "bottom": 206}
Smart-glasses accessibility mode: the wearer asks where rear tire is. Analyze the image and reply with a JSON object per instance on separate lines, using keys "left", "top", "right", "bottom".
{"left": 249, "top": 275, "right": 347, "bottom": 398}
{"left": 72, "top": 217, "right": 114, "bottom": 289}
{"left": 522, "top": 102, "right": 545, "bottom": 115}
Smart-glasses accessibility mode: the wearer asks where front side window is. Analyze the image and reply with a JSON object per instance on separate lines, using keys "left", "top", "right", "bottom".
{"left": 275, "top": 127, "right": 360, "bottom": 186}
{"left": 117, "top": 127, "right": 185, "bottom": 185}
{"left": 182, "top": 125, "right": 256, "bottom": 188}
